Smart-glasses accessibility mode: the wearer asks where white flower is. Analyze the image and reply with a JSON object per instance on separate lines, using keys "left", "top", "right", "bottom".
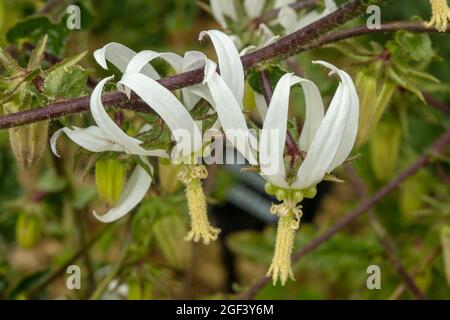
{"left": 198, "top": 30, "right": 259, "bottom": 165}
{"left": 50, "top": 76, "right": 167, "bottom": 223}
{"left": 260, "top": 61, "right": 358, "bottom": 286}
{"left": 244, "top": 0, "right": 266, "bottom": 18}
{"left": 260, "top": 61, "right": 359, "bottom": 190}
{"left": 278, "top": 0, "right": 337, "bottom": 34}
{"left": 210, "top": 0, "right": 238, "bottom": 29}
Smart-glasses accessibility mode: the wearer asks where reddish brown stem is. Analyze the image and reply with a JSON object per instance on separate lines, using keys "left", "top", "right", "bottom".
{"left": 241, "top": 126, "right": 450, "bottom": 299}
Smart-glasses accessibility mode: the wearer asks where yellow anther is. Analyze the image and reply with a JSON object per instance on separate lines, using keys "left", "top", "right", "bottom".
{"left": 425, "top": 0, "right": 450, "bottom": 32}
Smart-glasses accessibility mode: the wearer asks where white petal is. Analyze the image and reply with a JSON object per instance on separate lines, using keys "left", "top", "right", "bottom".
{"left": 244, "top": 0, "right": 266, "bottom": 18}
{"left": 274, "top": 0, "right": 296, "bottom": 8}
{"left": 296, "top": 10, "right": 322, "bottom": 30}
{"left": 119, "top": 72, "right": 203, "bottom": 158}
{"left": 51, "top": 126, "right": 124, "bottom": 156}
{"left": 93, "top": 159, "right": 153, "bottom": 223}
{"left": 278, "top": 6, "right": 298, "bottom": 33}
{"left": 292, "top": 82, "right": 351, "bottom": 189}
{"left": 259, "top": 73, "right": 299, "bottom": 188}
{"left": 254, "top": 92, "right": 268, "bottom": 122}
{"left": 210, "top": 0, "right": 237, "bottom": 29}
{"left": 313, "top": 60, "right": 359, "bottom": 171}
{"left": 182, "top": 51, "right": 210, "bottom": 110}
{"left": 199, "top": 30, "right": 244, "bottom": 104}
{"left": 90, "top": 77, "right": 163, "bottom": 156}
{"left": 125, "top": 50, "right": 184, "bottom": 75}
{"left": 325, "top": 0, "right": 338, "bottom": 12}
{"left": 93, "top": 42, "right": 160, "bottom": 79}
{"left": 298, "top": 78, "right": 325, "bottom": 151}
{"left": 258, "top": 24, "right": 279, "bottom": 46}
{"left": 206, "top": 72, "right": 258, "bottom": 165}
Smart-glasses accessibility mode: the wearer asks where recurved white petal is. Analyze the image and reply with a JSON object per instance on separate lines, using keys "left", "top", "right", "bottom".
{"left": 93, "top": 42, "right": 160, "bottom": 79}
{"left": 206, "top": 72, "right": 258, "bottom": 165}
{"left": 292, "top": 81, "right": 351, "bottom": 189}
{"left": 50, "top": 126, "right": 124, "bottom": 157}
{"left": 254, "top": 92, "right": 268, "bottom": 122}
{"left": 90, "top": 77, "right": 163, "bottom": 156}
{"left": 244, "top": 0, "right": 266, "bottom": 18}
{"left": 210, "top": 0, "right": 237, "bottom": 29}
{"left": 93, "top": 159, "right": 153, "bottom": 223}
{"left": 199, "top": 30, "right": 244, "bottom": 104}
{"left": 259, "top": 73, "right": 301, "bottom": 188}
{"left": 313, "top": 60, "right": 359, "bottom": 171}
{"left": 274, "top": 0, "right": 296, "bottom": 8}
{"left": 125, "top": 50, "right": 184, "bottom": 75}
{"left": 259, "top": 24, "right": 279, "bottom": 46}
{"left": 278, "top": 5, "right": 298, "bottom": 33}
{"left": 298, "top": 78, "right": 325, "bottom": 151}
{"left": 118, "top": 72, "right": 203, "bottom": 158}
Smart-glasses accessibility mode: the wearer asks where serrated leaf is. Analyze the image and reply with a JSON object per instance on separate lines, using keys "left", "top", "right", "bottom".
{"left": 388, "top": 67, "right": 424, "bottom": 102}
{"left": 247, "top": 65, "right": 287, "bottom": 95}
{"left": 394, "top": 31, "right": 435, "bottom": 62}
{"left": 45, "top": 51, "right": 87, "bottom": 74}
{"left": 27, "top": 35, "right": 48, "bottom": 70}
{"left": 44, "top": 65, "right": 89, "bottom": 99}
{"left": 6, "top": 16, "right": 69, "bottom": 56}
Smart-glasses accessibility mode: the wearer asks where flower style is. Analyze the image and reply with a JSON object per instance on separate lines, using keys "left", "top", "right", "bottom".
{"left": 425, "top": 0, "right": 450, "bottom": 32}
{"left": 278, "top": 0, "right": 337, "bottom": 34}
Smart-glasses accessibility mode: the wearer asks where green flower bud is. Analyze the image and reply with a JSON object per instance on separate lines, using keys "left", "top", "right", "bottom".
{"left": 15, "top": 210, "right": 42, "bottom": 249}
{"left": 152, "top": 214, "right": 192, "bottom": 270}
{"left": 370, "top": 120, "right": 401, "bottom": 182}
{"left": 127, "top": 276, "right": 153, "bottom": 300}
{"left": 275, "top": 189, "right": 286, "bottom": 201}
{"left": 264, "top": 182, "right": 277, "bottom": 195}
{"left": 293, "top": 191, "right": 304, "bottom": 204}
{"left": 95, "top": 158, "right": 126, "bottom": 207}
{"left": 303, "top": 187, "right": 317, "bottom": 199}
{"left": 158, "top": 160, "right": 181, "bottom": 194}
{"left": 9, "top": 121, "right": 49, "bottom": 170}
{"left": 355, "top": 69, "right": 396, "bottom": 146}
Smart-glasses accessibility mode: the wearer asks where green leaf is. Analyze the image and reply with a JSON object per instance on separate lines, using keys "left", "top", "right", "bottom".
{"left": 45, "top": 51, "right": 87, "bottom": 74}
{"left": 27, "top": 35, "right": 48, "bottom": 70}
{"left": 247, "top": 65, "right": 287, "bottom": 95}
{"left": 6, "top": 16, "right": 69, "bottom": 56}
{"left": 44, "top": 65, "right": 89, "bottom": 99}
{"left": 394, "top": 31, "right": 435, "bottom": 62}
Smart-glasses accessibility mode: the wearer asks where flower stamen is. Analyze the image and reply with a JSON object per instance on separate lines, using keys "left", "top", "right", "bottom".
{"left": 267, "top": 198, "right": 303, "bottom": 286}
{"left": 177, "top": 165, "right": 220, "bottom": 244}
{"left": 425, "top": 0, "right": 450, "bottom": 32}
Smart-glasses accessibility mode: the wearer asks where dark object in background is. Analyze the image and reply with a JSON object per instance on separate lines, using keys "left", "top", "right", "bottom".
{"left": 211, "top": 164, "right": 331, "bottom": 291}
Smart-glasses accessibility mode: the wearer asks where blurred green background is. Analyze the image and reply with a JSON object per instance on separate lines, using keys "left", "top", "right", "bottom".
{"left": 0, "top": 0, "right": 449, "bottom": 300}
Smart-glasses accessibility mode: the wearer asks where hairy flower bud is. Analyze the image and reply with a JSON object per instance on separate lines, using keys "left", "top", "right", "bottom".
{"left": 158, "top": 160, "right": 181, "bottom": 194}
{"left": 95, "top": 158, "right": 126, "bottom": 207}
{"left": 370, "top": 120, "right": 402, "bottom": 181}
{"left": 9, "top": 121, "right": 49, "bottom": 170}
{"left": 356, "top": 70, "right": 396, "bottom": 146}
{"left": 127, "top": 275, "right": 153, "bottom": 300}
{"left": 152, "top": 214, "right": 192, "bottom": 270}
{"left": 15, "top": 210, "right": 42, "bottom": 249}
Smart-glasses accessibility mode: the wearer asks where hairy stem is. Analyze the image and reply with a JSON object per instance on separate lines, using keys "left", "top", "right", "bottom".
{"left": 241, "top": 125, "right": 450, "bottom": 299}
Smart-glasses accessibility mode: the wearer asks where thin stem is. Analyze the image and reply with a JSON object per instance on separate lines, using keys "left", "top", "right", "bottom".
{"left": 27, "top": 225, "right": 111, "bottom": 298}
{"left": 241, "top": 125, "right": 450, "bottom": 300}
{"left": 345, "top": 164, "right": 426, "bottom": 300}
{"left": 89, "top": 222, "right": 131, "bottom": 300}
{"left": 0, "top": 0, "right": 367, "bottom": 129}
